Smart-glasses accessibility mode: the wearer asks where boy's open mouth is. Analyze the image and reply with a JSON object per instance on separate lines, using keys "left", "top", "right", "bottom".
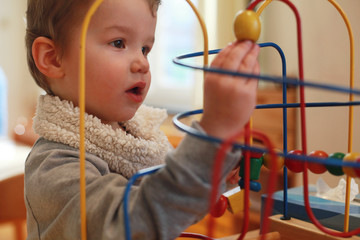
{"left": 127, "top": 86, "right": 142, "bottom": 95}
{"left": 126, "top": 82, "right": 146, "bottom": 102}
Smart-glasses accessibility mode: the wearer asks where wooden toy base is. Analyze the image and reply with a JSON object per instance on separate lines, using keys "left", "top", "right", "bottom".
{"left": 220, "top": 229, "right": 280, "bottom": 240}
{"left": 220, "top": 214, "right": 360, "bottom": 240}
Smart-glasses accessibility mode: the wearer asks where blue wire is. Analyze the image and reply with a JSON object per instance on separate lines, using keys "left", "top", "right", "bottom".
{"left": 260, "top": 42, "right": 291, "bottom": 220}
{"left": 173, "top": 50, "right": 360, "bottom": 96}
{"left": 173, "top": 109, "right": 360, "bottom": 168}
{"left": 123, "top": 164, "right": 165, "bottom": 240}
{"left": 277, "top": 41, "right": 290, "bottom": 220}
{"left": 172, "top": 109, "right": 360, "bottom": 167}
{"left": 255, "top": 42, "right": 290, "bottom": 219}
{"left": 257, "top": 101, "right": 360, "bottom": 109}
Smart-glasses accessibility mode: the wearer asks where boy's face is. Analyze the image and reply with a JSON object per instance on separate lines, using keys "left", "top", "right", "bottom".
{"left": 55, "top": 0, "right": 157, "bottom": 126}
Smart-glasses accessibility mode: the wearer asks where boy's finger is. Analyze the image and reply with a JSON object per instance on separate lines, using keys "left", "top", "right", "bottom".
{"left": 246, "top": 61, "right": 260, "bottom": 87}
{"left": 210, "top": 42, "right": 236, "bottom": 68}
{"left": 220, "top": 41, "right": 254, "bottom": 71}
{"left": 238, "top": 44, "right": 260, "bottom": 74}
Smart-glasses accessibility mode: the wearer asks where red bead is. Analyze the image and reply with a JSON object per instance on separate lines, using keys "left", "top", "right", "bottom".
{"left": 308, "top": 150, "right": 328, "bottom": 174}
{"left": 250, "top": 151, "right": 263, "bottom": 159}
{"left": 285, "top": 150, "right": 304, "bottom": 173}
{"left": 210, "top": 195, "right": 228, "bottom": 218}
{"left": 355, "top": 158, "right": 360, "bottom": 178}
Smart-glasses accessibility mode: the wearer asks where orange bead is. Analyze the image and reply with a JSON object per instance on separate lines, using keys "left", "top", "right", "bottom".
{"left": 263, "top": 149, "right": 284, "bottom": 171}
{"left": 308, "top": 150, "right": 328, "bottom": 174}
{"left": 343, "top": 152, "right": 360, "bottom": 178}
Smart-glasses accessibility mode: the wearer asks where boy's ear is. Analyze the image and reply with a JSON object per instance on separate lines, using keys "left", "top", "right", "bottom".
{"left": 32, "top": 37, "right": 64, "bottom": 79}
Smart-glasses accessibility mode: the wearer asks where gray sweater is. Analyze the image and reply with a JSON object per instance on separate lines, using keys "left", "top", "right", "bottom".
{"left": 25, "top": 134, "right": 240, "bottom": 240}
{"left": 25, "top": 96, "right": 241, "bottom": 240}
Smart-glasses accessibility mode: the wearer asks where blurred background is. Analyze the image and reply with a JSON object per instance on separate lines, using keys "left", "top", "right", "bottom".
{"left": 1, "top": 0, "right": 360, "bottom": 239}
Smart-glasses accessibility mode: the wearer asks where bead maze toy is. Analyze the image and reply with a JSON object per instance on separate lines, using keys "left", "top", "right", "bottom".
{"left": 77, "top": 0, "right": 360, "bottom": 240}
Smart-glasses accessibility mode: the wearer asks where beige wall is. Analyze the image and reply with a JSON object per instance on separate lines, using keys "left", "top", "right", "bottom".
{"left": 257, "top": 0, "right": 360, "bottom": 186}
{"left": 193, "top": 0, "right": 248, "bottom": 108}
{"left": 0, "top": 0, "right": 39, "bottom": 138}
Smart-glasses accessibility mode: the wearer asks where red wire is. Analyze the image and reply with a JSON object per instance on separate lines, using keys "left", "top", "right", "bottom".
{"left": 237, "top": 123, "right": 251, "bottom": 240}
{"left": 249, "top": 0, "right": 360, "bottom": 238}
{"left": 303, "top": 168, "right": 360, "bottom": 237}
{"left": 251, "top": 131, "right": 277, "bottom": 240}
{"left": 206, "top": 127, "right": 246, "bottom": 237}
{"left": 249, "top": 2, "right": 308, "bottom": 237}
{"left": 248, "top": 0, "right": 307, "bottom": 158}
{"left": 204, "top": 124, "right": 278, "bottom": 240}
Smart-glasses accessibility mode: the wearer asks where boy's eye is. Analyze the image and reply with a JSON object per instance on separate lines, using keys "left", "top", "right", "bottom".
{"left": 142, "top": 46, "right": 151, "bottom": 56}
{"left": 110, "top": 39, "right": 125, "bottom": 49}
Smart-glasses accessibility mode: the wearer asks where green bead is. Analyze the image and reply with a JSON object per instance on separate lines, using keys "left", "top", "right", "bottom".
{"left": 326, "top": 152, "right": 345, "bottom": 176}
{"left": 239, "top": 157, "right": 263, "bottom": 180}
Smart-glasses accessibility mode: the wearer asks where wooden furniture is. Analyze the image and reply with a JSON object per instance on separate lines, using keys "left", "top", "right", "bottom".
{"left": 0, "top": 174, "right": 27, "bottom": 240}
{"left": 221, "top": 215, "right": 360, "bottom": 240}
{"left": 252, "top": 87, "right": 297, "bottom": 150}
{"left": 177, "top": 211, "right": 262, "bottom": 240}
{"left": 220, "top": 230, "right": 280, "bottom": 240}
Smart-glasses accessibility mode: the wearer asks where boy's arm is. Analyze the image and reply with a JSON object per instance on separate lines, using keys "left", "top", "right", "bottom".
{"left": 25, "top": 133, "right": 240, "bottom": 240}
{"left": 128, "top": 122, "right": 241, "bottom": 239}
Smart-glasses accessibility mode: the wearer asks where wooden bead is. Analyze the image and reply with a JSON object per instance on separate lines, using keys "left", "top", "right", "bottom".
{"left": 234, "top": 10, "right": 261, "bottom": 42}
{"left": 285, "top": 150, "right": 304, "bottom": 173}
{"left": 308, "top": 150, "right": 328, "bottom": 174}
{"left": 326, "top": 152, "right": 345, "bottom": 176}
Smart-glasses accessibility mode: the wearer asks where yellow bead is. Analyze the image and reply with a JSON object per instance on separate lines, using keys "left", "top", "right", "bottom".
{"left": 233, "top": 10, "right": 261, "bottom": 42}
{"left": 343, "top": 152, "right": 360, "bottom": 178}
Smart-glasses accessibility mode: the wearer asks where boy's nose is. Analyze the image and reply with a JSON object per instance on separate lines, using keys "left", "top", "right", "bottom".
{"left": 130, "top": 53, "right": 150, "bottom": 73}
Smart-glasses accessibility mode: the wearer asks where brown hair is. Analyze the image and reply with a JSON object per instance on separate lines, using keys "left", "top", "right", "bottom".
{"left": 25, "top": 0, "right": 161, "bottom": 95}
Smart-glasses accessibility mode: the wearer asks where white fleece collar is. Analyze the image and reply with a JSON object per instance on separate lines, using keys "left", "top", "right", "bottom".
{"left": 33, "top": 95, "right": 171, "bottom": 178}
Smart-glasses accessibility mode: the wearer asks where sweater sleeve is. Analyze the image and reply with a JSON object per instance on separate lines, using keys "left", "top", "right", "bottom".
{"left": 25, "top": 124, "right": 241, "bottom": 240}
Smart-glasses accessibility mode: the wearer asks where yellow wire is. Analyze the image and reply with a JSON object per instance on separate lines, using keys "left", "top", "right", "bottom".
{"left": 79, "top": 2, "right": 205, "bottom": 239}
{"left": 253, "top": 0, "right": 272, "bottom": 147}
{"left": 184, "top": 0, "right": 209, "bottom": 68}
{"left": 327, "top": 0, "right": 355, "bottom": 232}
{"left": 79, "top": 0, "right": 105, "bottom": 239}
{"left": 256, "top": 0, "right": 273, "bottom": 16}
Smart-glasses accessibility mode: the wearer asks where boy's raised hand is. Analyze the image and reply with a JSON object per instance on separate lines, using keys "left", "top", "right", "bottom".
{"left": 199, "top": 41, "right": 260, "bottom": 139}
